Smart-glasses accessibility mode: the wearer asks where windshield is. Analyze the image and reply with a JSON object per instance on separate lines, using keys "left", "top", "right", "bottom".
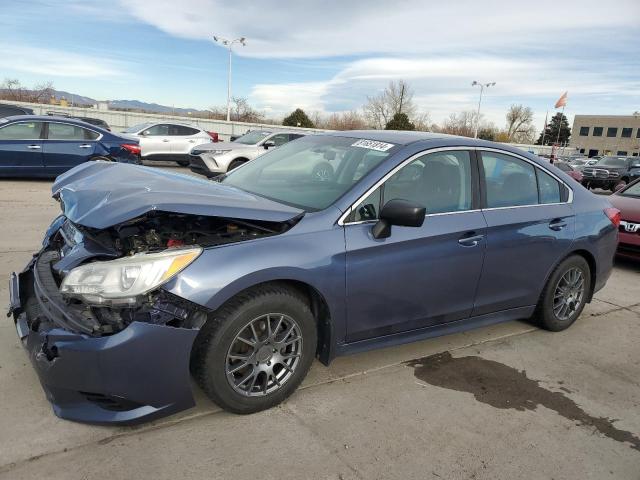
{"left": 598, "top": 157, "right": 627, "bottom": 167}
{"left": 234, "top": 130, "right": 271, "bottom": 145}
{"left": 620, "top": 181, "right": 640, "bottom": 197}
{"left": 221, "top": 135, "right": 397, "bottom": 211}
{"left": 122, "top": 122, "right": 153, "bottom": 133}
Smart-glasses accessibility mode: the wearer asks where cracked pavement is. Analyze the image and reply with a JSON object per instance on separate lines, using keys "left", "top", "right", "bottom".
{"left": 1, "top": 167, "right": 638, "bottom": 479}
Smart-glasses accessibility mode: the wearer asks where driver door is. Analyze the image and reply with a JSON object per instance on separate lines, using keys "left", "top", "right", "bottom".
{"left": 344, "top": 149, "right": 487, "bottom": 342}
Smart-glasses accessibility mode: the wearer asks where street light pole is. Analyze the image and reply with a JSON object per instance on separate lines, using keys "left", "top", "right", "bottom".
{"left": 213, "top": 35, "right": 246, "bottom": 122}
{"left": 471, "top": 81, "right": 496, "bottom": 138}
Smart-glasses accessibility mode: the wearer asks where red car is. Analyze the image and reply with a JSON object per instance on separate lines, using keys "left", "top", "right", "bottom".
{"left": 555, "top": 162, "right": 584, "bottom": 183}
{"left": 608, "top": 178, "right": 640, "bottom": 260}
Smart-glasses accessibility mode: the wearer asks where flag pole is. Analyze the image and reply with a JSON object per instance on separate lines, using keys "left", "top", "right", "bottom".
{"left": 541, "top": 110, "right": 548, "bottom": 147}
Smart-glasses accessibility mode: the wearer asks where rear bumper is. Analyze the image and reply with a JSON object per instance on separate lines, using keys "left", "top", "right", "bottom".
{"left": 8, "top": 252, "right": 199, "bottom": 425}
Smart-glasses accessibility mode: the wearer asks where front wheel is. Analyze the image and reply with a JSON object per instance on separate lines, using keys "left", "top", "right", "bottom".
{"left": 535, "top": 255, "right": 591, "bottom": 332}
{"left": 191, "top": 284, "right": 317, "bottom": 414}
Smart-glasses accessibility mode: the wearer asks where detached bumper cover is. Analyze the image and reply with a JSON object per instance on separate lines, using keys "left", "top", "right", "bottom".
{"left": 9, "top": 252, "right": 199, "bottom": 425}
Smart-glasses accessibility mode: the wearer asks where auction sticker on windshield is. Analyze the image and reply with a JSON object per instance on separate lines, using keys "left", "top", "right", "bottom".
{"left": 351, "top": 139, "right": 395, "bottom": 152}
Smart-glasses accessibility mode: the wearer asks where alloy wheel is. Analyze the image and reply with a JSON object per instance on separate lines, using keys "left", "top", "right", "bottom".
{"left": 552, "top": 267, "right": 585, "bottom": 321}
{"left": 226, "top": 313, "right": 303, "bottom": 396}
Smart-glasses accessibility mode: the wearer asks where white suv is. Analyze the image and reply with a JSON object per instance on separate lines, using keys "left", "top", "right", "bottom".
{"left": 188, "top": 130, "right": 306, "bottom": 177}
{"left": 122, "top": 122, "right": 217, "bottom": 166}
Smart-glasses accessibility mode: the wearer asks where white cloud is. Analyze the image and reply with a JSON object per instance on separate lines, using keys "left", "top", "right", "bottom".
{"left": 249, "top": 55, "right": 640, "bottom": 125}
{"left": 118, "top": 0, "right": 640, "bottom": 59}
{"left": 0, "top": 44, "right": 125, "bottom": 78}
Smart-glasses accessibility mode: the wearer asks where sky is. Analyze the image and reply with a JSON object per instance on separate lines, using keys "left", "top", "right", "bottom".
{"left": 1, "top": 0, "right": 639, "bottom": 130}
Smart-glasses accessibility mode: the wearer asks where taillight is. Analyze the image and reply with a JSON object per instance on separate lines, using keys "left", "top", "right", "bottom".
{"left": 604, "top": 207, "right": 621, "bottom": 228}
{"left": 207, "top": 131, "right": 219, "bottom": 142}
{"left": 121, "top": 143, "right": 141, "bottom": 155}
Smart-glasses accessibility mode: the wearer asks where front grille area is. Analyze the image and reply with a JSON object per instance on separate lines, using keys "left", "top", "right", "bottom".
{"left": 582, "top": 168, "right": 618, "bottom": 179}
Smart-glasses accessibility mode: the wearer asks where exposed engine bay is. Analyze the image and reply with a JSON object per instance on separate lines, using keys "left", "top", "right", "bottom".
{"left": 78, "top": 211, "right": 295, "bottom": 255}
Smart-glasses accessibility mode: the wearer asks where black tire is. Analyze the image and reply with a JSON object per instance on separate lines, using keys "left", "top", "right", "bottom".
{"left": 228, "top": 159, "right": 246, "bottom": 171}
{"left": 191, "top": 284, "right": 317, "bottom": 414}
{"left": 90, "top": 156, "right": 112, "bottom": 162}
{"left": 535, "top": 255, "right": 591, "bottom": 332}
{"left": 177, "top": 159, "right": 190, "bottom": 167}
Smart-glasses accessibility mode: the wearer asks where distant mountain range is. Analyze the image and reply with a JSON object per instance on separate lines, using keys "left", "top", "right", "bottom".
{"left": 51, "top": 89, "right": 206, "bottom": 114}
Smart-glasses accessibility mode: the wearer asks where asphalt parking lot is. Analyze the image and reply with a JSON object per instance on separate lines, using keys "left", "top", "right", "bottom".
{"left": 0, "top": 164, "right": 639, "bottom": 480}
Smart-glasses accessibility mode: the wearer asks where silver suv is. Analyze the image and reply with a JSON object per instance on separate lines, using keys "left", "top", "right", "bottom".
{"left": 189, "top": 130, "right": 306, "bottom": 177}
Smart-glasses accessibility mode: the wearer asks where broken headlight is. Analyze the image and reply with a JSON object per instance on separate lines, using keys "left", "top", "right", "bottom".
{"left": 60, "top": 248, "right": 202, "bottom": 305}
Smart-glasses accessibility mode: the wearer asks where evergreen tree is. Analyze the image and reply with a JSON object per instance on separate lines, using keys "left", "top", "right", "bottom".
{"left": 536, "top": 112, "right": 571, "bottom": 145}
{"left": 282, "top": 108, "right": 315, "bottom": 128}
{"left": 385, "top": 112, "right": 415, "bottom": 131}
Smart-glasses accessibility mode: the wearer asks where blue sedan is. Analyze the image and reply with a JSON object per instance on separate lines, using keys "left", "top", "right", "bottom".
{"left": 0, "top": 115, "right": 140, "bottom": 177}
{"left": 8, "top": 131, "right": 618, "bottom": 424}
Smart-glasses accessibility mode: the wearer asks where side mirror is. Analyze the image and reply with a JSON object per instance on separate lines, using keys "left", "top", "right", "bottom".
{"left": 372, "top": 199, "right": 426, "bottom": 239}
{"left": 141, "top": 130, "right": 150, "bottom": 136}
{"left": 631, "top": 162, "right": 640, "bottom": 169}
{"left": 263, "top": 140, "right": 275, "bottom": 149}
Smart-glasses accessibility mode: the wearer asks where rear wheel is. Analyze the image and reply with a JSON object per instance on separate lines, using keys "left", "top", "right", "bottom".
{"left": 191, "top": 284, "right": 317, "bottom": 414}
{"left": 535, "top": 255, "right": 591, "bottom": 332}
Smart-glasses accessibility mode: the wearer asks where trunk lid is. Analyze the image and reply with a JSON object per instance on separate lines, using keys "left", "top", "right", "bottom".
{"left": 52, "top": 161, "right": 303, "bottom": 229}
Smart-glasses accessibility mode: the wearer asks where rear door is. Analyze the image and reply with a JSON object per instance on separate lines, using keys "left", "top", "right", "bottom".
{"left": 473, "top": 149, "right": 575, "bottom": 316}
{"left": 42, "top": 122, "right": 99, "bottom": 174}
{"left": 0, "top": 121, "right": 45, "bottom": 175}
{"left": 169, "top": 125, "right": 207, "bottom": 155}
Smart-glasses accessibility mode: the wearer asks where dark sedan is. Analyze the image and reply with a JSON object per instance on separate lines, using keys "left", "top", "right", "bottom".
{"left": 9, "top": 131, "right": 618, "bottom": 425}
{"left": 0, "top": 115, "right": 140, "bottom": 177}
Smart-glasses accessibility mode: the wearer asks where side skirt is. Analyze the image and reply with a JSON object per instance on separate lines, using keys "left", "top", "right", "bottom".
{"left": 334, "top": 305, "right": 536, "bottom": 358}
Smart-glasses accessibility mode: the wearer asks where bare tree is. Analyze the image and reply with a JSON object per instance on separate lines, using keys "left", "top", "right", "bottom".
{"left": 228, "top": 97, "right": 264, "bottom": 123}
{"left": 505, "top": 104, "right": 535, "bottom": 143}
{"left": 363, "top": 80, "right": 417, "bottom": 129}
{"left": 438, "top": 110, "right": 479, "bottom": 137}
{"left": 1, "top": 78, "right": 55, "bottom": 103}
{"left": 323, "top": 111, "right": 367, "bottom": 130}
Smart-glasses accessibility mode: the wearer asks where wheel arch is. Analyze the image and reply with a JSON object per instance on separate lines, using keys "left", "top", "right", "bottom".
{"left": 544, "top": 249, "right": 597, "bottom": 303}
{"left": 197, "top": 278, "right": 336, "bottom": 366}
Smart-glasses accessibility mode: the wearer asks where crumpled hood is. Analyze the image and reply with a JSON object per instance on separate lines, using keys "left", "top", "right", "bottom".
{"left": 52, "top": 161, "right": 303, "bottom": 229}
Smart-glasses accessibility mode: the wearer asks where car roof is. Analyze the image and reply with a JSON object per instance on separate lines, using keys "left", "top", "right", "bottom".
{"left": 326, "top": 130, "right": 451, "bottom": 145}
{"left": 1, "top": 114, "right": 110, "bottom": 132}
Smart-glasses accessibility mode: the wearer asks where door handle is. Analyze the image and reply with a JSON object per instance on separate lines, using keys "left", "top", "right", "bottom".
{"left": 188, "top": 139, "right": 196, "bottom": 143}
{"left": 548, "top": 219, "right": 567, "bottom": 231}
{"left": 79, "top": 144, "right": 92, "bottom": 149}
{"left": 458, "top": 234, "right": 484, "bottom": 247}
{"left": 162, "top": 139, "right": 170, "bottom": 142}
{"left": 26, "top": 144, "right": 41, "bottom": 150}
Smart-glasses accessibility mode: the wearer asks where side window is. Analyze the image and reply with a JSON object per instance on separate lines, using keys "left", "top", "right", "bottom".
{"left": 349, "top": 187, "right": 382, "bottom": 222}
{"left": 144, "top": 124, "right": 169, "bottom": 136}
{"left": 170, "top": 125, "right": 200, "bottom": 136}
{"left": 270, "top": 133, "right": 290, "bottom": 146}
{"left": 289, "top": 134, "right": 305, "bottom": 140}
{"left": 537, "top": 169, "right": 561, "bottom": 204}
{"left": 0, "top": 122, "right": 43, "bottom": 140}
{"left": 48, "top": 123, "right": 98, "bottom": 141}
{"left": 481, "top": 152, "right": 538, "bottom": 208}
{"left": 384, "top": 150, "right": 473, "bottom": 214}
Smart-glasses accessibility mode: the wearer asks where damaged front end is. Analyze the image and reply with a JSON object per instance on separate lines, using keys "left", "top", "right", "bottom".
{"left": 9, "top": 209, "right": 298, "bottom": 425}
{"left": 9, "top": 162, "right": 304, "bottom": 424}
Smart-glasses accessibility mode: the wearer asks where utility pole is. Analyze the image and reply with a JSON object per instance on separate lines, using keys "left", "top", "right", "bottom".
{"left": 471, "top": 81, "right": 496, "bottom": 138}
{"left": 213, "top": 35, "right": 246, "bottom": 122}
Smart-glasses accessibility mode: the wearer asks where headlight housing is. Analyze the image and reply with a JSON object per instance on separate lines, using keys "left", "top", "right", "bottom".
{"left": 60, "top": 248, "right": 202, "bottom": 305}
{"left": 192, "top": 149, "right": 230, "bottom": 156}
